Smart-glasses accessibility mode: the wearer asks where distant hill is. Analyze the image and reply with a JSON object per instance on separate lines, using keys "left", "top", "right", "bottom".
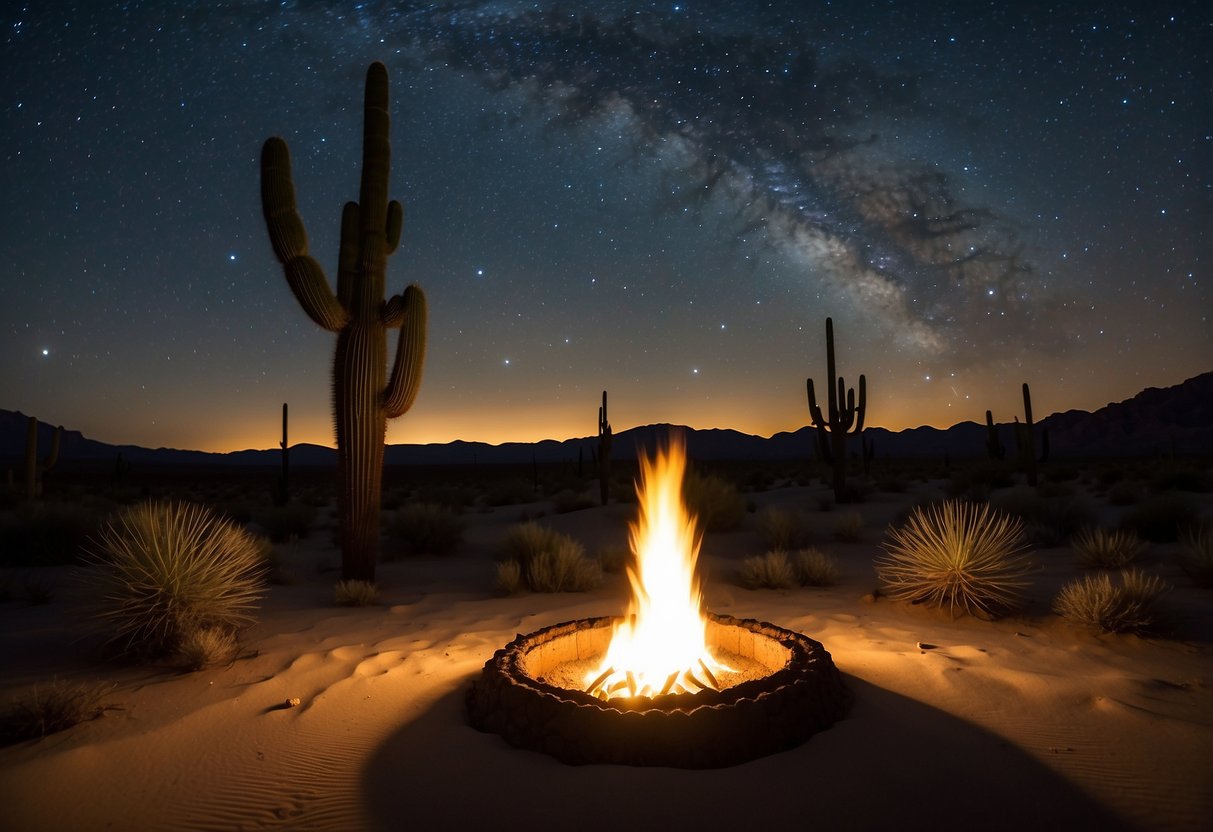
{"left": 3, "top": 371, "right": 1210, "bottom": 467}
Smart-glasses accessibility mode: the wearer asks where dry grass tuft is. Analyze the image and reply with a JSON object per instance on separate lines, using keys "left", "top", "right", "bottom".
{"left": 0, "top": 680, "right": 112, "bottom": 745}
{"left": 334, "top": 579, "right": 380, "bottom": 607}
{"left": 739, "top": 550, "right": 797, "bottom": 590}
{"left": 525, "top": 540, "right": 603, "bottom": 592}
{"left": 494, "top": 560, "right": 524, "bottom": 595}
{"left": 795, "top": 547, "right": 839, "bottom": 586}
{"left": 1072, "top": 527, "right": 1147, "bottom": 569}
{"left": 1053, "top": 569, "right": 1168, "bottom": 633}
{"left": 877, "top": 500, "right": 1031, "bottom": 618}
{"left": 832, "top": 510, "right": 864, "bottom": 542}
{"left": 758, "top": 507, "right": 812, "bottom": 551}
{"left": 1178, "top": 524, "right": 1213, "bottom": 587}
{"left": 175, "top": 626, "right": 239, "bottom": 671}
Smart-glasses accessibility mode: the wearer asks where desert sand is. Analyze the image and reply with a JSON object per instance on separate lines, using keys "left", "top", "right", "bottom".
{"left": 1, "top": 480, "right": 1210, "bottom": 831}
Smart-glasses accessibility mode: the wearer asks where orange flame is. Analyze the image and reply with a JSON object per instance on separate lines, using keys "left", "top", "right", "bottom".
{"left": 585, "top": 435, "right": 726, "bottom": 699}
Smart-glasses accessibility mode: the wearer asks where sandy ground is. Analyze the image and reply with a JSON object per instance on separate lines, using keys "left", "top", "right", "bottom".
{"left": 1, "top": 481, "right": 1211, "bottom": 831}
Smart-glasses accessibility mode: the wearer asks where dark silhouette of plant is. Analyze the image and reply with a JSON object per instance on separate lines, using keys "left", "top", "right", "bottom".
{"left": 806, "top": 317, "right": 866, "bottom": 503}
{"left": 260, "top": 62, "right": 427, "bottom": 581}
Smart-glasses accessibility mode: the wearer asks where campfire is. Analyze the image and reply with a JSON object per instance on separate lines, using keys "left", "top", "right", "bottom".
{"left": 468, "top": 437, "right": 849, "bottom": 767}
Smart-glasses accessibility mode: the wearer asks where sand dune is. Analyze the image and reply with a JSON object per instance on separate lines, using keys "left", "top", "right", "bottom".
{"left": 2, "top": 482, "right": 1210, "bottom": 831}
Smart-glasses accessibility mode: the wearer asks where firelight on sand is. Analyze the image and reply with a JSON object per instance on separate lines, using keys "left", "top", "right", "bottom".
{"left": 584, "top": 437, "right": 730, "bottom": 699}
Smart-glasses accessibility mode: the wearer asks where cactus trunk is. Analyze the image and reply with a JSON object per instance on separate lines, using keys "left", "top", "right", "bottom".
{"left": 806, "top": 318, "right": 866, "bottom": 503}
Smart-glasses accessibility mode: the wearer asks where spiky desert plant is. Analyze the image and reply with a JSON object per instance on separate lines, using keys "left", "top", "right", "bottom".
{"left": 1178, "top": 524, "right": 1213, "bottom": 587}
{"left": 261, "top": 61, "right": 427, "bottom": 582}
{"left": 758, "top": 506, "right": 812, "bottom": 551}
{"left": 176, "top": 626, "right": 239, "bottom": 671}
{"left": 795, "top": 547, "right": 839, "bottom": 586}
{"left": 806, "top": 317, "right": 866, "bottom": 503}
{"left": 388, "top": 501, "right": 463, "bottom": 557}
{"left": 334, "top": 579, "right": 380, "bottom": 606}
{"left": 86, "top": 501, "right": 267, "bottom": 657}
{"left": 525, "top": 539, "right": 603, "bottom": 592}
{"left": 1072, "top": 527, "right": 1147, "bottom": 569}
{"left": 0, "top": 680, "right": 111, "bottom": 745}
{"left": 738, "top": 550, "right": 797, "bottom": 590}
{"left": 1053, "top": 569, "right": 1167, "bottom": 633}
{"left": 877, "top": 500, "right": 1031, "bottom": 618}
{"left": 494, "top": 560, "right": 524, "bottom": 595}
{"left": 832, "top": 510, "right": 863, "bottom": 542}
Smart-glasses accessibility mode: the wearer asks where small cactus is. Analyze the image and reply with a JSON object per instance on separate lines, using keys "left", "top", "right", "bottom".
{"left": 24, "top": 417, "right": 61, "bottom": 501}
{"left": 597, "top": 390, "right": 612, "bottom": 505}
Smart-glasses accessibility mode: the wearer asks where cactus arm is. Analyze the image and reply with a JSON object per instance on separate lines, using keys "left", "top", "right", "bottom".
{"left": 806, "top": 378, "right": 826, "bottom": 427}
{"left": 854, "top": 375, "right": 867, "bottom": 434}
{"left": 261, "top": 137, "right": 349, "bottom": 332}
{"left": 382, "top": 292, "right": 406, "bottom": 327}
{"left": 385, "top": 200, "right": 403, "bottom": 254}
{"left": 383, "top": 285, "right": 427, "bottom": 418}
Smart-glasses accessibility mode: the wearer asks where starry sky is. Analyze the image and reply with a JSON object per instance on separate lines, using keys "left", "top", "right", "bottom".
{"left": 3, "top": 1, "right": 1209, "bottom": 453}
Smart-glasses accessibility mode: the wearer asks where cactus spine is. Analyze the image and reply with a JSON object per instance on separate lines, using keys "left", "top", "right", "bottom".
{"left": 260, "top": 62, "right": 427, "bottom": 582}
{"left": 597, "top": 390, "right": 612, "bottom": 506}
{"left": 24, "top": 417, "right": 61, "bottom": 500}
{"left": 806, "top": 317, "right": 866, "bottom": 503}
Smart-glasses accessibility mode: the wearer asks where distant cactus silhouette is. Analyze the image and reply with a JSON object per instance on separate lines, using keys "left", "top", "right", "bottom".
{"left": 274, "top": 402, "right": 290, "bottom": 506}
{"left": 985, "top": 409, "right": 1006, "bottom": 460}
{"left": 806, "top": 317, "right": 866, "bottom": 503}
{"left": 260, "top": 62, "right": 427, "bottom": 582}
{"left": 597, "top": 390, "right": 612, "bottom": 505}
{"left": 1014, "top": 383, "right": 1048, "bottom": 487}
{"left": 24, "top": 417, "right": 61, "bottom": 500}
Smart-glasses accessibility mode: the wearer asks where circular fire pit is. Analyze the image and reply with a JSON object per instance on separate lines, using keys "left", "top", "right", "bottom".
{"left": 467, "top": 613, "right": 849, "bottom": 768}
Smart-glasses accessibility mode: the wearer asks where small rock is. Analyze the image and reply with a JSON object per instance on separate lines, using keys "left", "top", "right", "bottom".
{"left": 917, "top": 642, "right": 938, "bottom": 650}
{"left": 286, "top": 697, "right": 301, "bottom": 708}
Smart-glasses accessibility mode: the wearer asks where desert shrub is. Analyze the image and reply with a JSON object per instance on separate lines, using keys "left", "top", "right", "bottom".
{"left": 832, "top": 510, "right": 864, "bottom": 542}
{"left": 334, "top": 579, "right": 380, "bottom": 606}
{"left": 1071, "top": 527, "right": 1147, "bottom": 569}
{"left": 85, "top": 501, "right": 267, "bottom": 658}
{"left": 0, "top": 680, "right": 111, "bottom": 746}
{"left": 0, "top": 502, "right": 104, "bottom": 567}
{"left": 596, "top": 546, "right": 631, "bottom": 574}
{"left": 255, "top": 503, "right": 316, "bottom": 543}
{"left": 876, "top": 500, "right": 1031, "bottom": 618}
{"left": 684, "top": 470, "right": 746, "bottom": 532}
{"left": 485, "top": 479, "right": 537, "bottom": 507}
{"left": 795, "top": 547, "right": 839, "bottom": 586}
{"left": 758, "top": 507, "right": 812, "bottom": 551}
{"left": 525, "top": 540, "right": 603, "bottom": 592}
{"left": 551, "top": 489, "right": 596, "bottom": 514}
{"left": 388, "top": 502, "right": 463, "bottom": 557}
{"left": 498, "top": 521, "right": 568, "bottom": 568}
{"left": 175, "top": 626, "right": 238, "bottom": 671}
{"left": 1178, "top": 524, "right": 1213, "bottom": 587}
{"left": 1120, "top": 494, "right": 1201, "bottom": 543}
{"left": 738, "top": 551, "right": 797, "bottom": 590}
{"left": 1053, "top": 569, "right": 1168, "bottom": 633}
{"left": 494, "top": 560, "right": 524, "bottom": 595}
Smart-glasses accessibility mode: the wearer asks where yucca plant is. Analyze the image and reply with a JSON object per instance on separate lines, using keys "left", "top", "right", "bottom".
{"left": 86, "top": 501, "right": 267, "bottom": 658}
{"left": 1053, "top": 569, "right": 1168, "bottom": 633}
{"left": 877, "top": 500, "right": 1031, "bottom": 618}
{"left": 1071, "top": 527, "right": 1147, "bottom": 569}
{"left": 738, "top": 550, "right": 797, "bottom": 590}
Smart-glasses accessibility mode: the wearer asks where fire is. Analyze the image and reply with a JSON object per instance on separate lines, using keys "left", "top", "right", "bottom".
{"left": 584, "top": 436, "right": 727, "bottom": 699}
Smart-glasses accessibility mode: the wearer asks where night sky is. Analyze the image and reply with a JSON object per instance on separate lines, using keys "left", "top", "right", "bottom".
{"left": 3, "top": 1, "right": 1209, "bottom": 453}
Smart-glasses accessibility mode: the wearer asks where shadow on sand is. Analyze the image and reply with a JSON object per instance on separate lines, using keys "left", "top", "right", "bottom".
{"left": 363, "top": 674, "right": 1138, "bottom": 831}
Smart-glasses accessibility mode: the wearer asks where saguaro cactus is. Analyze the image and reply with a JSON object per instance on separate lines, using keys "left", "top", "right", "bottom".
{"left": 274, "top": 402, "right": 290, "bottom": 506}
{"left": 260, "top": 62, "right": 427, "bottom": 582}
{"left": 985, "top": 409, "right": 1006, "bottom": 460}
{"left": 1014, "top": 383, "right": 1049, "bottom": 487}
{"left": 806, "top": 317, "right": 866, "bottom": 503}
{"left": 597, "top": 390, "right": 612, "bottom": 506}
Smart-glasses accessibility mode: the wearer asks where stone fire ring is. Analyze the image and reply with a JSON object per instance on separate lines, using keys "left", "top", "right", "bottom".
{"left": 466, "top": 613, "right": 850, "bottom": 768}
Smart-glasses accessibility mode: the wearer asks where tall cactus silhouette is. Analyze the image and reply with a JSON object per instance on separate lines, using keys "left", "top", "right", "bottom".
{"left": 806, "top": 317, "right": 866, "bottom": 503}
{"left": 1014, "top": 383, "right": 1049, "bottom": 487}
{"left": 597, "top": 390, "right": 612, "bottom": 506}
{"left": 24, "top": 417, "right": 61, "bottom": 501}
{"left": 985, "top": 409, "right": 1006, "bottom": 460}
{"left": 260, "top": 62, "right": 427, "bottom": 582}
